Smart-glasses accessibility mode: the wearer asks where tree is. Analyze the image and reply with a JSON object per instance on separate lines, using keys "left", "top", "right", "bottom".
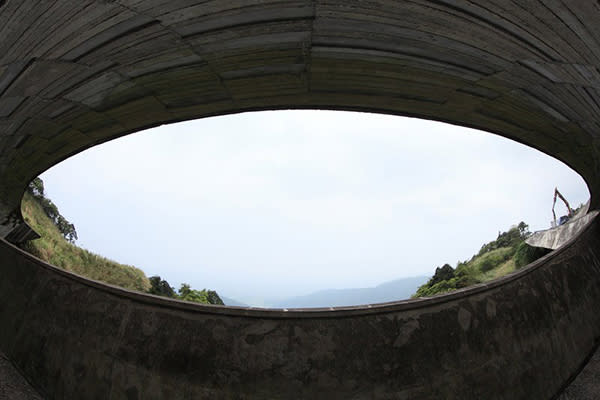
{"left": 27, "top": 177, "right": 78, "bottom": 243}
{"left": 148, "top": 277, "right": 223, "bottom": 305}
{"left": 207, "top": 290, "right": 224, "bottom": 305}
{"left": 177, "top": 284, "right": 224, "bottom": 305}
{"left": 56, "top": 216, "right": 77, "bottom": 243}
{"left": 517, "top": 221, "right": 530, "bottom": 238}
{"left": 28, "top": 177, "right": 45, "bottom": 198}
{"left": 430, "top": 264, "right": 455, "bottom": 285}
{"left": 148, "top": 276, "right": 176, "bottom": 298}
{"left": 477, "top": 224, "right": 526, "bottom": 256}
{"left": 178, "top": 283, "right": 209, "bottom": 303}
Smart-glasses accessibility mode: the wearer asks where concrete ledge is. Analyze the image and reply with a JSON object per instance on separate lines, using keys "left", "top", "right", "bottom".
{"left": 527, "top": 205, "right": 595, "bottom": 250}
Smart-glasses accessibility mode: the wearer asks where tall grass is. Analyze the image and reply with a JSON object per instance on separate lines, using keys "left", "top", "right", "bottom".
{"left": 21, "top": 192, "right": 150, "bottom": 292}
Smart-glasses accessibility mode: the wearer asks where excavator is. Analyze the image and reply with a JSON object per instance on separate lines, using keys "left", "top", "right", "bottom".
{"left": 552, "top": 187, "right": 574, "bottom": 227}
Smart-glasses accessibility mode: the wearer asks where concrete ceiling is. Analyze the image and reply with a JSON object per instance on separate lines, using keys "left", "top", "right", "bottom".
{"left": 1, "top": 1, "right": 600, "bottom": 238}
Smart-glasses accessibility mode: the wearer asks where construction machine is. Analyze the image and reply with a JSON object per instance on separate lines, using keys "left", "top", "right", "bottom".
{"left": 552, "top": 187, "right": 574, "bottom": 227}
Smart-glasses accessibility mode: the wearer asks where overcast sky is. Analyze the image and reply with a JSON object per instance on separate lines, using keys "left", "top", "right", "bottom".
{"left": 39, "top": 110, "right": 589, "bottom": 305}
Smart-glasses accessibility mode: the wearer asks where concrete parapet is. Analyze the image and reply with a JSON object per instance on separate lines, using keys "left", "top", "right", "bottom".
{"left": 0, "top": 215, "right": 598, "bottom": 398}
{"left": 527, "top": 209, "right": 597, "bottom": 250}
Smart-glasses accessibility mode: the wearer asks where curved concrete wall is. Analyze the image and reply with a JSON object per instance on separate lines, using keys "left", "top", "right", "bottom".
{"left": 0, "top": 218, "right": 599, "bottom": 399}
{"left": 1, "top": 1, "right": 600, "bottom": 398}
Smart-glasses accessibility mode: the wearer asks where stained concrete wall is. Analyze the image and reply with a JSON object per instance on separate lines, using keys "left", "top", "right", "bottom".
{"left": 558, "top": 345, "right": 600, "bottom": 400}
{"left": 1, "top": 216, "right": 599, "bottom": 399}
{"left": 2, "top": 1, "right": 600, "bottom": 398}
{"left": 0, "top": 351, "right": 43, "bottom": 399}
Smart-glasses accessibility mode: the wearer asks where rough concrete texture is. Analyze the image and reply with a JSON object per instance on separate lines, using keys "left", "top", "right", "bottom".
{"left": 1, "top": 218, "right": 600, "bottom": 399}
{"left": 1, "top": 1, "right": 600, "bottom": 399}
{"left": 527, "top": 209, "right": 597, "bottom": 250}
{"left": 0, "top": 351, "right": 43, "bottom": 399}
{"left": 557, "top": 344, "right": 600, "bottom": 400}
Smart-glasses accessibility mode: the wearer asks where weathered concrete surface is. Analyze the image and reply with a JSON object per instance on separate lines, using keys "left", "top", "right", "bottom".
{"left": 1, "top": 1, "right": 600, "bottom": 398}
{"left": 527, "top": 207, "right": 596, "bottom": 250}
{"left": 0, "top": 217, "right": 599, "bottom": 399}
{"left": 558, "top": 344, "right": 600, "bottom": 400}
{"left": 0, "top": 351, "right": 43, "bottom": 400}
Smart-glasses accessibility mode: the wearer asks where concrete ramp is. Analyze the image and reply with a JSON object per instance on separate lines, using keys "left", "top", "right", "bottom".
{"left": 527, "top": 204, "right": 596, "bottom": 250}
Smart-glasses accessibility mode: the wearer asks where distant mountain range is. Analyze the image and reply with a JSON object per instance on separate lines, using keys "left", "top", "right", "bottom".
{"left": 221, "top": 296, "right": 249, "bottom": 307}
{"left": 221, "top": 276, "right": 428, "bottom": 309}
{"left": 270, "top": 276, "right": 428, "bottom": 308}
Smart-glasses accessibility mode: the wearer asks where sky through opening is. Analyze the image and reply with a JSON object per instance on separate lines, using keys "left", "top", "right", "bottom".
{"left": 38, "top": 110, "right": 589, "bottom": 306}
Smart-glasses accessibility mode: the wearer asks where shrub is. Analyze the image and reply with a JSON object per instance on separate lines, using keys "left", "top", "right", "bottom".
{"left": 429, "top": 264, "right": 455, "bottom": 285}
{"left": 514, "top": 242, "right": 552, "bottom": 269}
{"left": 148, "top": 276, "right": 176, "bottom": 298}
{"left": 479, "top": 257, "right": 495, "bottom": 272}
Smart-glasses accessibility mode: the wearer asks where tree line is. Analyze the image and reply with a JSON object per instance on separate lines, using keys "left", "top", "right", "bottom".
{"left": 148, "top": 276, "right": 224, "bottom": 305}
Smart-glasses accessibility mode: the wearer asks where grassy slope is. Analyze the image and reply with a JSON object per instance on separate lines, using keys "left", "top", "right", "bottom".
{"left": 20, "top": 188, "right": 544, "bottom": 303}
{"left": 20, "top": 192, "right": 151, "bottom": 292}
{"left": 412, "top": 247, "right": 517, "bottom": 298}
{"left": 466, "top": 247, "right": 516, "bottom": 282}
{"left": 412, "top": 225, "right": 551, "bottom": 298}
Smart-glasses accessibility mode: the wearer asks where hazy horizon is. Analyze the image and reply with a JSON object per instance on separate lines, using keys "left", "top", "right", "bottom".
{"left": 38, "top": 110, "right": 589, "bottom": 306}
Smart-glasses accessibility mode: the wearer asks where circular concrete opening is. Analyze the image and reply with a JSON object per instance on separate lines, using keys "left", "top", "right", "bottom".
{"left": 2, "top": 2, "right": 600, "bottom": 398}
{"left": 31, "top": 110, "right": 590, "bottom": 307}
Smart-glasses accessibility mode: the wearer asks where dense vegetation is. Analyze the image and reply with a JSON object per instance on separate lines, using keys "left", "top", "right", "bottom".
{"left": 148, "top": 276, "right": 224, "bottom": 305}
{"left": 20, "top": 178, "right": 223, "bottom": 305}
{"left": 412, "top": 222, "right": 552, "bottom": 298}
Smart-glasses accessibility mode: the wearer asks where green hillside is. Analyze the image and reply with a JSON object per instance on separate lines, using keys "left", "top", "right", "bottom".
{"left": 412, "top": 222, "right": 552, "bottom": 298}
{"left": 20, "top": 178, "right": 223, "bottom": 305}
{"left": 21, "top": 190, "right": 152, "bottom": 292}
{"left": 19, "top": 177, "right": 552, "bottom": 305}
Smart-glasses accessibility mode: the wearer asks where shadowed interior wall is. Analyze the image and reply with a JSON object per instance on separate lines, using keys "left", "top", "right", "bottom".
{"left": 1, "top": 217, "right": 600, "bottom": 399}
{"left": 1, "top": 1, "right": 600, "bottom": 398}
